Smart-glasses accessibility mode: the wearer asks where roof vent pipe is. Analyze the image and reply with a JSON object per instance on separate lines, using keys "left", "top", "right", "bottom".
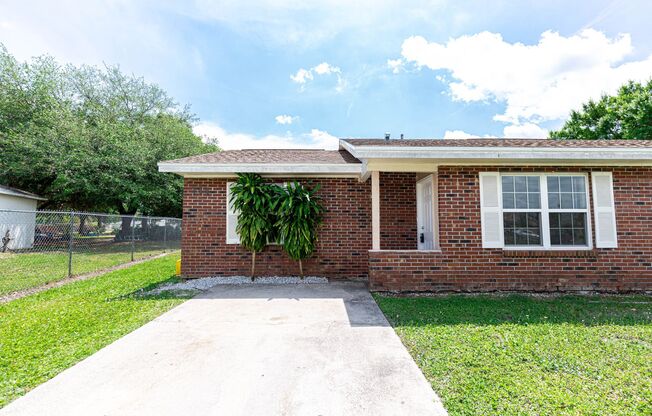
{"left": 385, "top": 132, "right": 390, "bottom": 140}
{"left": 400, "top": 133, "right": 404, "bottom": 140}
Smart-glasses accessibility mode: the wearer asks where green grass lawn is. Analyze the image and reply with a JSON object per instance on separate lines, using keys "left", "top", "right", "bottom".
{"left": 0, "top": 254, "right": 189, "bottom": 407}
{"left": 0, "top": 242, "right": 174, "bottom": 296}
{"left": 375, "top": 294, "right": 652, "bottom": 415}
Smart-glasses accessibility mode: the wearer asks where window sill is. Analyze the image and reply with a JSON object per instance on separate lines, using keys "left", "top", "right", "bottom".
{"left": 368, "top": 249, "right": 443, "bottom": 253}
{"left": 502, "top": 249, "right": 596, "bottom": 258}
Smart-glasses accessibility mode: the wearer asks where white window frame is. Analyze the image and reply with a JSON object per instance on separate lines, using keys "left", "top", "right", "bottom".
{"left": 226, "top": 182, "right": 239, "bottom": 244}
{"left": 225, "top": 181, "right": 288, "bottom": 245}
{"left": 499, "top": 172, "right": 593, "bottom": 250}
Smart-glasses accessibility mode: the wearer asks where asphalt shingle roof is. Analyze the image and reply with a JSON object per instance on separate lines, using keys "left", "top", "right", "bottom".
{"left": 162, "top": 149, "right": 361, "bottom": 164}
{"left": 342, "top": 138, "right": 652, "bottom": 148}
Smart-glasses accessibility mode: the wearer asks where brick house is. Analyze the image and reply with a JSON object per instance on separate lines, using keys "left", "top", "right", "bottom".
{"left": 159, "top": 138, "right": 652, "bottom": 293}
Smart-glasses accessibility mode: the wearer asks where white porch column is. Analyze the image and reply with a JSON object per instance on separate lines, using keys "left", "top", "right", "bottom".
{"left": 371, "top": 170, "right": 380, "bottom": 250}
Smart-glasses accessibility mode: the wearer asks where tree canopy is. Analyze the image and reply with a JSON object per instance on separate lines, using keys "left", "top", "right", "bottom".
{"left": 0, "top": 44, "right": 218, "bottom": 217}
{"left": 550, "top": 80, "right": 652, "bottom": 140}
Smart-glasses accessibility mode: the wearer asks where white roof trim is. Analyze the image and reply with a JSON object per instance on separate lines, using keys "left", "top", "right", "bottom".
{"left": 341, "top": 140, "right": 652, "bottom": 162}
{"left": 158, "top": 162, "right": 362, "bottom": 175}
{"left": 0, "top": 187, "right": 47, "bottom": 201}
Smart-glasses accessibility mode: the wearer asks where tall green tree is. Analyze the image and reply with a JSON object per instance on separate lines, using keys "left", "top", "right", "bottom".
{"left": 276, "top": 182, "right": 324, "bottom": 277}
{"left": 550, "top": 80, "right": 652, "bottom": 140}
{"left": 229, "top": 173, "right": 279, "bottom": 279}
{"left": 0, "top": 44, "right": 217, "bottom": 218}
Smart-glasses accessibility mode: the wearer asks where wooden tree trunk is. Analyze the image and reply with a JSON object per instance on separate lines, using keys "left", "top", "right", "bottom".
{"left": 251, "top": 251, "right": 256, "bottom": 281}
{"left": 299, "top": 259, "right": 303, "bottom": 278}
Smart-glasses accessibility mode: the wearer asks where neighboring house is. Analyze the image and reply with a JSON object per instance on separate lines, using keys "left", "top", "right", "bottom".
{"left": 0, "top": 185, "right": 47, "bottom": 250}
{"left": 158, "top": 138, "right": 652, "bottom": 293}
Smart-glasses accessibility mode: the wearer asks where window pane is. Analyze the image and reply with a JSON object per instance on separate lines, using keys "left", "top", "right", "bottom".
{"left": 504, "top": 229, "right": 514, "bottom": 245}
{"left": 572, "top": 176, "right": 586, "bottom": 193}
{"left": 560, "top": 193, "right": 573, "bottom": 209}
{"left": 502, "top": 192, "right": 514, "bottom": 209}
{"left": 560, "top": 176, "right": 572, "bottom": 192}
{"left": 574, "top": 227, "right": 587, "bottom": 245}
{"left": 574, "top": 193, "right": 587, "bottom": 209}
{"left": 560, "top": 228, "right": 573, "bottom": 245}
{"left": 548, "top": 175, "right": 587, "bottom": 210}
{"left": 504, "top": 212, "right": 541, "bottom": 246}
{"left": 548, "top": 193, "right": 560, "bottom": 209}
{"left": 502, "top": 176, "right": 514, "bottom": 192}
{"left": 504, "top": 212, "right": 514, "bottom": 226}
{"left": 527, "top": 176, "right": 540, "bottom": 192}
{"left": 575, "top": 214, "right": 586, "bottom": 229}
{"left": 527, "top": 212, "right": 540, "bottom": 227}
{"left": 515, "top": 212, "right": 527, "bottom": 227}
{"left": 560, "top": 212, "right": 573, "bottom": 227}
{"left": 514, "top": 176, "right": 527, "bottom": 192}
{"left": 549, "top": 212, "right": 588, "bottom": 246}
{"left": 528, "top": 192, "right": 540, "bottom": 209}
{"left": 515, "top": 192, "right": 528, "bottom": 209}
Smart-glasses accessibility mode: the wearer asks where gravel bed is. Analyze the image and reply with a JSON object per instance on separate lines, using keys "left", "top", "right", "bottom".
{"left": 148, "top": 275, "right": 328, "bottom": 295}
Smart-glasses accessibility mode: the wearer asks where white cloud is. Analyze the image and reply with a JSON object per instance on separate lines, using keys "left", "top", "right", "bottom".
{"left": 290, "top": 68, "right": 314, "bottom": 84}
{"left": 313, "top": 62, "right": 340, "bottom": 75}
{"left": 193, "top": 122, "right": 339, "bottom": 150}
{"left": 400, "top": 29, "right": 652, "bottom": 134}
{"left": 442, "top": 130, "right": 495, "bottom": 140}
{"left": 387, "top": 58, "right": 404, "bottom": 74}
{"left": 503, "top": 123, "right": 548, "bottom": 138}
{"left": 275, "top": 114, "right": 298, "bottom": 125}
{"left": 290, "top": 62, "right": 344, "bottom": 91}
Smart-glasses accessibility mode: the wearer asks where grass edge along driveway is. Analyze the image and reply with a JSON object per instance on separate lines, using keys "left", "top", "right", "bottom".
{"left": 0, "top": 253, "right": 189, "bottom": 408}
{"left": 374, "top": 294, "right": 652, "bottom": 416}
{"left": 0, "top": 243, "right": 173, "bottom": 296}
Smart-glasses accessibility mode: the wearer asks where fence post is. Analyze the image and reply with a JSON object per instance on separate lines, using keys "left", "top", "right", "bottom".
{"left": 131, "top": 215, "right": 135, "bottom": 262}
{"left": 163, "top": 218, "right": 168, "bottom": 251}
{"left": 68, "top": 212, "right": 75, "bottom": 278}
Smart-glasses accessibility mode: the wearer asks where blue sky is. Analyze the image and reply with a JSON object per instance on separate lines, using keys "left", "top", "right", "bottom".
{"left": 1, "top": 0, "right": 652, "bottom": 149}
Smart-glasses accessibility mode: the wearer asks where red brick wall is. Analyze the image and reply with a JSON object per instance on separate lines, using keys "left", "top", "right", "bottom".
{"left": 181, "top": 177, "right": 372, "bottom": 278}
{"left": 380, "top": 172, "right": 417, "bottom": 250}
{"left": 369, "top": 166, "right": 652, "bottom": 293}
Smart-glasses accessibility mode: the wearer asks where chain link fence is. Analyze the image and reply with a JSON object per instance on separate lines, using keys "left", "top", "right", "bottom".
{"left": 0, "top": 209, "right": 181, "bottom": 296}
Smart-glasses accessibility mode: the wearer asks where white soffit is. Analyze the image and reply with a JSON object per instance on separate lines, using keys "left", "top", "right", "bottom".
{"left": 339, "top": 140, "right": 652, "bottom": 163}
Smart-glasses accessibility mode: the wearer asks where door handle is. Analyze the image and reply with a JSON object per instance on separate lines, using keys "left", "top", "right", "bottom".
{"left": 420, "top": 233, "right": 425, "bottom": 243}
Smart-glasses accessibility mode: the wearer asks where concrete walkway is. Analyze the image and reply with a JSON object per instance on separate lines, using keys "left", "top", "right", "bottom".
{"left": 1, "top": 282, "right": 446, "bottom": 416}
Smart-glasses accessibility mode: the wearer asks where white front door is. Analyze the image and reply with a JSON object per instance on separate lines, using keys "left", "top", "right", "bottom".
{"left": 417, "top": 175, "right": 434, "bottom": 250}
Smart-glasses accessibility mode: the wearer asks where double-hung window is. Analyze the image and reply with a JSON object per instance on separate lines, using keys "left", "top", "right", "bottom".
{"left": 480, "top": 171, "right": 617, "bottom": 249}
{"left": 499, "top": 174, "right": 591, "bottom": 249}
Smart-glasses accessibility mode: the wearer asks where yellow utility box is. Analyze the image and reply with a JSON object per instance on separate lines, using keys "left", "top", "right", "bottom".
{"left": 175, "top": 259, "right": 182, "bottom": 276}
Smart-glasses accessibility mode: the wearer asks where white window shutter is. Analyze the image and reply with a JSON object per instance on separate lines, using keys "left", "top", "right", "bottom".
{"left": 479, "top": 172, "right": 503, "bottom": 248}
{"left": 226, "top": 182, "right": 240, "bottom": 244}
{"left": 592, "top": 172, "right": 617, "bottom": 248}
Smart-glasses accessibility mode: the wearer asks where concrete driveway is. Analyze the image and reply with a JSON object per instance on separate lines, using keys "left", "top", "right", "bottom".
{"left": 1, "top": 282, "right": 446, "bottom": 416}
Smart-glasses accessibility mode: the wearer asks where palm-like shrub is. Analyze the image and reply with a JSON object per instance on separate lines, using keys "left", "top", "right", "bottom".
{"left": 229, "top": 173, "right": 278, "bottom": 278}
{"left": 275, "top": 181, "right": 324, "bottom": 276}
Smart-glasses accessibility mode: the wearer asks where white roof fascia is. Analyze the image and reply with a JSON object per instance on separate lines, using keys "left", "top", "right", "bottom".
{"left": 343, "top": 143, "right": 652, "bottom": 162}
{"left": 0, "top": 188, "right": 47, "bottom": 201}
